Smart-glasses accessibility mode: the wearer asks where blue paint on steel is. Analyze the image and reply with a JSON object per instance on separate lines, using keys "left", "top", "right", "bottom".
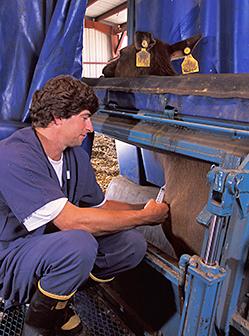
{"left": 167, "top": 94, "right": 249, "bottom": 124}
{"left": 99, "top": 109, "right": 249, "bottom": 139}
{"left": 196, "top": 206, "right": 213, "bottom": 227}
{"left": 145, "top": 258, "right": 179, "bottom": 287}
{"left": 179, "top": 255, "right": 191, "bottom": 269}
{"left": 145, "top": 248, "right": 181, "bottom": 288}
{"left": 214, "top": 156, "right": 249, "bottom": 334}
{"left": 126, "top": 131, "right": 224, "bottom": 165}
{"left": 178, "top": 256, "right": 226, "bottom": 336}
{"left": 160, "top": 285, "right": 182, "bottom": 336}
{"left": 93, "top": 105, "right": 249, "bottom": 335}
{"left": 207, "top": 168, "right": 235, "bottom": 217}
{"left": 207, "top": 157, "right": 249, "bottom": 218}
{"left": 141, "top": 148, "right": 165, "bottom": 186}
{"left": 115, "top": 140, "right": 144, "bottom": 184}
{"left": 95, "top": 88, "right": 249, "bottom": 124}
{"left": 93, "top": 114, "right": 246, "bottom": 166}
{"left": 174, "top": 115, "right": 249, "bottom": 131}
{"left": 217, "top": 210, "right": 249, "bottom": 334}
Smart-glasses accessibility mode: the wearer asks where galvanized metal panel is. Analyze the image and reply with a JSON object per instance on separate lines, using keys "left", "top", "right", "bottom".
{"left": 82, "top": 28, "right": 112, "bottom": 78}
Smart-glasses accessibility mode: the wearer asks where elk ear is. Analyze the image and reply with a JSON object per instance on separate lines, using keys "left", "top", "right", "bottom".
{"left": 134, "top": 31, "right": 155, "bottom": 50}
{"left": 169, "top": 33, "right": 202, "bottom": 60}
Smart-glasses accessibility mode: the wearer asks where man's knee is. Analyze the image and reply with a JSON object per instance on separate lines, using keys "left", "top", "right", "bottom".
{"left": 60, "top": 230, "right": 98, "bottom": 266}
{"left": 92, "top": 229, "right": 147, "bottom": 279}
{"left": 43, "top": 230, "right": 98, "bottom": 277}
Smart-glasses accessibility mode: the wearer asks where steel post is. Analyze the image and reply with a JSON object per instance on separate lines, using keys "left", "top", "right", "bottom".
{"left": 178, "top": 256, "right": 226, "bottom": 336}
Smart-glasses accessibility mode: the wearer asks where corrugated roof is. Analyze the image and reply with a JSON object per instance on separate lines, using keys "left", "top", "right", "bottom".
{"left": 86, "top": 0, "right": 127, "bottom": 25}
{"left": 102, "top": 10, "right": 127, "bottom": 25}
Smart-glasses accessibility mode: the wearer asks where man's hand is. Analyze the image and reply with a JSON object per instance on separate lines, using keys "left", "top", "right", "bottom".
{"left": 143, "top": 199, "right": 169, "bottom": 225}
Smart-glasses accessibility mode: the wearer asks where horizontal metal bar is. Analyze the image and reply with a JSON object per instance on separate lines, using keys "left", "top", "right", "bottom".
{"left": 231, "top": 312, "right": 249, "bottom": 336}
{"left": 99, "top": 109, "right": 249, "bottom": 139}
{"left": 92, "top": 113, "right": 247, "bottom": 165}
{"left": 83, "top": 73, "right": 249, "bottom": 99}
{"left": 178, "top": 115, "right": 249, "bottom": 131}
{"left": 145, "top": 246, "right": 180, "bottom": 286}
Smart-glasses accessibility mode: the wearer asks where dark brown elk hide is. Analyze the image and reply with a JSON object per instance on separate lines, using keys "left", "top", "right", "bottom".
{"left": 159, "top": 153, "right": 211, "bottom": 258}
{"left": 102, "top": 31, "right": 202, "bottom": 77}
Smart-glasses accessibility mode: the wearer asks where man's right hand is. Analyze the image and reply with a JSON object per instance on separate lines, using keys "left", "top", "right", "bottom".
{"left": 143, "top": 199, "right": 169, "bottom": 225}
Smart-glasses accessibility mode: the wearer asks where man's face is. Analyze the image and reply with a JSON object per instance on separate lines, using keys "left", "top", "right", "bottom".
{"left": 61, "top": 110, "right": 93, "bottom": 147}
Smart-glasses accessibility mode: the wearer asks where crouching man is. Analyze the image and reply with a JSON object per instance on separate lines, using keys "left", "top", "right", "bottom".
{"left": 0, "top": 75, "right": 169, "bottom": 335}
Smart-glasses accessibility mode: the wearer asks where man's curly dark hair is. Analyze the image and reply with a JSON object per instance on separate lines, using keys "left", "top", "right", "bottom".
{"left": 30, "top": 75, "right": 99, "bottom": 128}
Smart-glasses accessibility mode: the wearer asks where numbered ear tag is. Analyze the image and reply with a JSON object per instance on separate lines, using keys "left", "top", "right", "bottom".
{"left": 136, "top": 39, "right": 151, "bottom": 67}
{"left": 181, "top": 47, "right": 199, "bottom": 74}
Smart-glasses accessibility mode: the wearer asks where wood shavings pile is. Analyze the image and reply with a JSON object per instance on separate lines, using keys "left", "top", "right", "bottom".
{"left": 91, "top": 134, "right": 119, "bottom": 192}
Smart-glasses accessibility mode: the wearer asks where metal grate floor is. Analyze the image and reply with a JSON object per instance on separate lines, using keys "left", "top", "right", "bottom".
{"left": 0, "top": 300, "right": 25, "bottom": 336}
{"left": 74, "top": 283, "right": 135, "bottom": 336}
{"left": 0, "top": 284, "right": 135, "bottom": 336}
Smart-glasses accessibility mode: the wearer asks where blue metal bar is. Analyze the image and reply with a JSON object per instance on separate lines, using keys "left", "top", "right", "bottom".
{"left": 92, "top": 113, "right": 245, "bottom": 166}
{"left": 98, "top": 109, "right": 249, "bottom": 139}
{"left": 178, "top": 256, "right": 226, "bottom": 336}
{"left": 177, "top": 115, "right": 249, "bottom": 131}
{"left": 127, "top": 129, "right": 226, "bottom": 164}
{"left": 145, "top": 245, "right": 181, "bottom": 286}
{"left": 123, "top": 107, "right": 249, "bottom": 131}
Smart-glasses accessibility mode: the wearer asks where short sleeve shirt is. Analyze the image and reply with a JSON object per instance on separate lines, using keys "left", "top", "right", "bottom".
{"left": 0, "top": 127, "right": 104, "bottom": 244}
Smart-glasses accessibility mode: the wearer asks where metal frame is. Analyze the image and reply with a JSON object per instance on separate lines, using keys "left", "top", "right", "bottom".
{"left": 90, "top": 83, "right": 249, "bottom": 335}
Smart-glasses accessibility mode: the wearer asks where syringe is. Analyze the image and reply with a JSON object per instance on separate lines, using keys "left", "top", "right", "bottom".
{"left": 156, "top": 184, "right": 166, "bottom": 203}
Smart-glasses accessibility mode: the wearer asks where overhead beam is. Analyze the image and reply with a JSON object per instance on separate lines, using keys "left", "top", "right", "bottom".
{"left": 87, "top": 0, "right": 99, "bottom": 8}
{"left": 85, "top": 17, "right": 127, "bottom": 36}
{"left": 85, "top": 18, "right": 112, "bottom": 35}
{"left": 95, "top": 2, "right": 127, "bottom": 22}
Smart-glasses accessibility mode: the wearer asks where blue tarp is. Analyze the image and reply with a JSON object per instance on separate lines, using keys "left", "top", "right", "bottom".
{"left": 135, "top": 0, "right": 249, "bottom": 74}
{"left": 0, "top": 0, "right": 86, "bottom": 123}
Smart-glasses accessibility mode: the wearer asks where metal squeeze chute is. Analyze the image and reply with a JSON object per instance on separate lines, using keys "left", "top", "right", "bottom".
{"left": 83, "top": 74, "right": 249, "bottom": 336}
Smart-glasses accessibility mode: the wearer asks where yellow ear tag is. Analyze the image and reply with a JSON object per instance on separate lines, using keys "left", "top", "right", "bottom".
{"left": 136, "top": 40, "right": 151, "bottom": 67}
{"left": 181, "top": 47, "right": 199, "bottom": 74}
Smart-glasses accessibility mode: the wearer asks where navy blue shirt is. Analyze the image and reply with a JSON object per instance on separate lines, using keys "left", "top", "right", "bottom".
{"left": 0, "top": 127, "right": 104, "bottom": 245}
